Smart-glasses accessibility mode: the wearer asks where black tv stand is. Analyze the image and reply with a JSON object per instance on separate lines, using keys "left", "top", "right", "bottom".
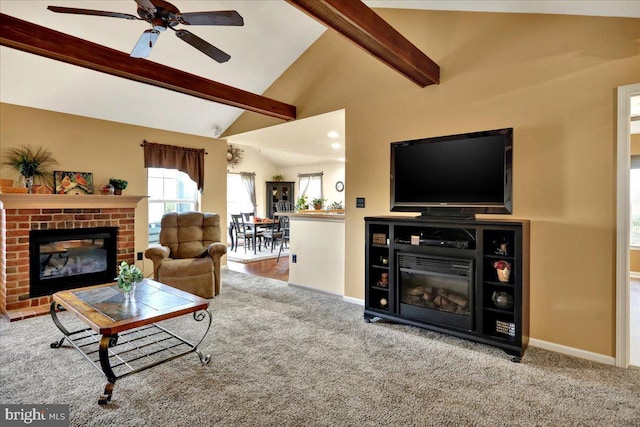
{"left": 416, "top": 208, "right": 480, "bottom": 221}
{"left": 416, "top": 212, "right": 475, "bottom": 221}
{"left": 364, "top": 216, "right": 530, "bottom": 360}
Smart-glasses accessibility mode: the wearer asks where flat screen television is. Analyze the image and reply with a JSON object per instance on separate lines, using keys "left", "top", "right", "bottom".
{"left": 390, "top": 128, "right": 513, "bottom": 219}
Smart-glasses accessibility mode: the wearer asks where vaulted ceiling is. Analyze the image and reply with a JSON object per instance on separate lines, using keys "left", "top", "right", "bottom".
{"left": 1, "top": 1, "right": 638, "bottom": 167}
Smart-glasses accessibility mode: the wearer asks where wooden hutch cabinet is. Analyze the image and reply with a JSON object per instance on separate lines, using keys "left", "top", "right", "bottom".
{"left": 265, "top": 181, "right": 295, "bottom": 219}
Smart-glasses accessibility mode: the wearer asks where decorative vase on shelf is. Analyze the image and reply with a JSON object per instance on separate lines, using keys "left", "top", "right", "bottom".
{"left": 492, "top": 291, "right": 514, "bottom": 309}
{"left": 23, "top": 176, "right": 34, "bottom": 193}
{"left": 492, "top": 260, "right": 511, "bottom": 282}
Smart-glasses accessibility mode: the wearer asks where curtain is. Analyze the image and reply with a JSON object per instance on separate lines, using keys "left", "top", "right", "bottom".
{"left": 299, "top": 176, "right": 311, "bottom": 197}
{"left": 240, "top": 172, "right": 257, "bottom": 216}
{"left": 298, "top": 172, "right": 323, "bottom": 199}
{"left": 143, "top": 141, "right": 205, "bottom": 191}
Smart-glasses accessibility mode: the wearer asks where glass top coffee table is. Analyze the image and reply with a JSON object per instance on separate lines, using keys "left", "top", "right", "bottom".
{"left": 49, "top": 278, "right": 212, "bottom": 405}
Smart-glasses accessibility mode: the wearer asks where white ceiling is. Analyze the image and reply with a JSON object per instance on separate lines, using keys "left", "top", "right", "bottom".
{"left": 1, "top": 1, "right": 639, "bottom": 167}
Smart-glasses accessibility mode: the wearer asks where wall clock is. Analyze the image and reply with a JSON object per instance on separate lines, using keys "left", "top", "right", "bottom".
{"left": 335, "top": 181, "right": 344, "bottom": 192}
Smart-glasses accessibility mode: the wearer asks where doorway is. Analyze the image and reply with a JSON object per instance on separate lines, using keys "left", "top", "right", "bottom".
{"left": 616, "top": 83, "right": 640, "bottom": 368}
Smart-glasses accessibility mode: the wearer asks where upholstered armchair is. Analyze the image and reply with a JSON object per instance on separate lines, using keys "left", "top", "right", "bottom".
{"left": 144, "top": 212, "right": 227, "bottom": 299}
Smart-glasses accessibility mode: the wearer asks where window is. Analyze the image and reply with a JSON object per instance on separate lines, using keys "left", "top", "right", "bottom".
{"left": 148, "top": 168, "right": 199, "bottom": 244}
{"left": 299, "top": 173, "right": 323, "bottom": 203}
{"left": 227, "top": 173, "right": 255, "bottom": 217}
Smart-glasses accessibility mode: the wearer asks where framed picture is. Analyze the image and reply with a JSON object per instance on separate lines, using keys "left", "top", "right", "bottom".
{"left": 54, "top": 171, "right": 94, "bottom": 195}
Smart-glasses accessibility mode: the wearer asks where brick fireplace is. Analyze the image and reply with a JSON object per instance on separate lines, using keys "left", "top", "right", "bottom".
{"left": 0, "top": 194, "right": 145, "bottom": 321}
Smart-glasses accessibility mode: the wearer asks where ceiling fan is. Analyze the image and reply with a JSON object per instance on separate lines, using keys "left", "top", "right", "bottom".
{"left": 47, "top": 0, "right": 244, "bottom": 63}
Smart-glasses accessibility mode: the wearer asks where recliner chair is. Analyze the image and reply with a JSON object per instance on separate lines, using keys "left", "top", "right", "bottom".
{"left": 144, "top": 212, "right": 227, "bottom": 298}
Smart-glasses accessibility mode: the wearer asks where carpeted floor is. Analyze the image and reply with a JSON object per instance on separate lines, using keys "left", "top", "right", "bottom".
{"left": 1, "top": 270, "right": 640, "bottom": 426}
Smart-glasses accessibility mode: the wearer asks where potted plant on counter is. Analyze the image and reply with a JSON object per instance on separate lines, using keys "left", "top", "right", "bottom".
{"left": 109, "top": 178, "right": 128, "bottom": 195}
{"left": 312, "top": 198, "right": 326, "bottom": 210}
{"left": 296, "top": 194, "right": 309, "bottom": 211}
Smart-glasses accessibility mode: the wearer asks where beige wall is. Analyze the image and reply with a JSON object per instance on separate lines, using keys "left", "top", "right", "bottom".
{"left": 225, "top": 10, "right": 640, "bottom": 357}
{"left": 0, "top": 103, "right": 228, "bottom": 274}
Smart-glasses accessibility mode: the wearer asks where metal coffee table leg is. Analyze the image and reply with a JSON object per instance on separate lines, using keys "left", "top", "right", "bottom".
{"left": 50, "top": 302, "right": 213, "bottom": 405}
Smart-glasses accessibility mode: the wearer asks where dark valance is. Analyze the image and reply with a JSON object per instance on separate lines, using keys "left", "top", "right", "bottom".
{"left": 143, "top": 141, "right": 205, "bottom": 191}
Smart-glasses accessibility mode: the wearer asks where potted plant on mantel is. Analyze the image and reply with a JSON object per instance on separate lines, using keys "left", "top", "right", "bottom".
{"left": 109, "top": 178, "right": 128, "bottom": 195}
{"left": 1, "top": 145, "right": 58, "bottom": 193}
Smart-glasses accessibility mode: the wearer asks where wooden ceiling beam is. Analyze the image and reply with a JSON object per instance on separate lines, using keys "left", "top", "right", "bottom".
{"left": 286, "top": 0, "right": 439, "bottom": 87}
{"left": 0, "top": 13, "right": 297, "bottom": 121}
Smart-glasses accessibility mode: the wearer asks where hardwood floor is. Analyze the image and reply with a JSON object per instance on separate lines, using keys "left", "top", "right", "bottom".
{"left": 227, "top": 258, "right": 289, "bottom": 282}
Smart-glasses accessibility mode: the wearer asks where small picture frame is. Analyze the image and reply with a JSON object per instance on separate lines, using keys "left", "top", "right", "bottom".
{"left": 54, "top": 171, "right": 94, "bottom": 195}
{"left": 372, "top": 233, "right": 386, "bottom": 245}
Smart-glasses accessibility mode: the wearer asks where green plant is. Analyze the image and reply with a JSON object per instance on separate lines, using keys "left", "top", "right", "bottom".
{"left": 117, "top": 261, "right": 143, "bottom": 292}
{"left": 296, "top": 194, "right": 309, "bottom": 210}
{"left": 272, "top": 174, "right": 284, "bottom": 181}
{"left": 1, "top": 145, "right": 58, "bottom": 184}
{"left": 109, "top": 178, "right": 128, "bottom": 190}
{"left": 328, "top": 201, "right": 344, "bottom": 210}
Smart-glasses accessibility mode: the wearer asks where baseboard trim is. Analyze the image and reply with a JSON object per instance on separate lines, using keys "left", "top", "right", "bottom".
{"left": 528, "top": 338, "right": 616, "bottom": 366}
{"left": 288, "top": 282, "right": 342, "bottom": 298}
{"left": 343, "top": 296, "right": 364, "bottom": 306}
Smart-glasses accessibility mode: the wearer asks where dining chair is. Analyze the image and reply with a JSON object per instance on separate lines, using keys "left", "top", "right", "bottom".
{"left": 277, "top": 215, "right": 290, "bottom": 262}
{"left": 263, "top": 215, "right": 285, "bottom": 252}
{"left": 230, "top": 214, "right": 262, "bottom": 253}
{"left": 275, "top": 200, "right": 296, "bottom": 214}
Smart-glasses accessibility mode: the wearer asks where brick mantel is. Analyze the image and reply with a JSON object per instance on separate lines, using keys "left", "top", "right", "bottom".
{"left": 0, "top": 194, "right": 146, "bottom": 321}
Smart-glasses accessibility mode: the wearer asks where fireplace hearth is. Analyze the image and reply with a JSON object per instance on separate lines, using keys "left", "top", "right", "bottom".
{"left": 29, "top": 227, "right": 118, "bottom": 298}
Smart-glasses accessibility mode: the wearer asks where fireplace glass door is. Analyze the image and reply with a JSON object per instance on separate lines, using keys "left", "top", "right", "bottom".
{"left": 30, "top": 227, "right": 118, "bottom": 298}
{"left": 398, "top": 253, "right": 474, "bottom": 331}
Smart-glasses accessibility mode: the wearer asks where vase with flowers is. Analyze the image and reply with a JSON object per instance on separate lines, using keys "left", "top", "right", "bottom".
{"left": 116, "top": 261, "right": 143, "bottom": 300}
{"left": 493, "top": 260, "right": 511, "bottom": 282}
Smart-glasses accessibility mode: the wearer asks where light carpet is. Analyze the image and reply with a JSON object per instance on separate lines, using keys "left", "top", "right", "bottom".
{"left": 1, "top": 270, "right": 640, "bottom": 426}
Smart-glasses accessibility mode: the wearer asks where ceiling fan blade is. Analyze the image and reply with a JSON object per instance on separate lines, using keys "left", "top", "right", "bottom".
{"left": 47, "top": 6, "right": 139, "bottom": 20}
{"left": 179, "top": 11, "right": 244, "bottom": 26}
{"left": 134, "top": 0, "right": 157, "bottom": 14}
{"left": 131, "top": 29, "right": 161, "bottom": 58}
{"left": 174, "top": 29, "right": 231, "bottom": 63}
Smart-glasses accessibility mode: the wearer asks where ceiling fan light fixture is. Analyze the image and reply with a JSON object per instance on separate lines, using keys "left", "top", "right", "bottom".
{"left": 131, "top": 29, "right": 160, "bottom": 58}
{"left": 47, "top": 0, "right": 243, "bottom": 63}
{"left": 151, "top": 17, "right": 168, "bottom": 32}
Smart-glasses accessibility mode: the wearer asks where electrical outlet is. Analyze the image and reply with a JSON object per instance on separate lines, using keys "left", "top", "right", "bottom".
{"left": 137, "top": 252, "right": 143, "bottom": 261}
{"left": 292, "top": 254, "right": 297, "bottom": 263}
